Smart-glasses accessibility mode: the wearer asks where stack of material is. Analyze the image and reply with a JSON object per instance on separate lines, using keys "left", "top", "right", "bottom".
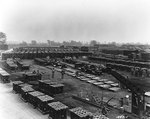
{"left": 20, "top": 86, "right": 35, "bottom": 102}
{"left": 93, "top": 114, "right": 109, "bottom": 119}
{"left": 13, "top": 81, "right": 32, "bottom": 94}
{"left": 12, "top": 81, "right": 24, "bottom": 93}
{"left": 37, "top": 95, "right": 54, "bottom": 114}
{"left": 69, "top": 107, "right": 93, "bottom": 119}
{"left": 48, "top": 101, "right": 68, "bottom": 119}
{"left": 5, "top": 60, "right": 18, "bottom": 70}
{"left": 50, "top": 84, "right": 64, "bottom": 95}
{"left": 22, "top": 72, "right": 41, "bottom": 82}
{"left": 34, "top": 58, "right": 47, "bottom": 66}
{"left": 0, "top": 68, "right": 10, "bottom": 83}
{"left": 38, "top": 80, "right": 57, "bottom": 89}
{"left": 38, "top": 80, "right": 64, "bottom": 95}
{"left": 16, "top": 60, "right": 30, "bottom": 70}
{"left": 27, "top": 91, "right": 45, "bottom": 107}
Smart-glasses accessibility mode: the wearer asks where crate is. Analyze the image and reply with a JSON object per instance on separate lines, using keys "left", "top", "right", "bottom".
{"left": 69, "top": 107, "right": 93, "bottom": 119}
{"left": 17, "top": 83, "right": 32, "bottom": 94}
{"left": 27, "top": 91, "right": 45, "bottom": 107}
{"left": 48, "top": 101, "right": 68, "bottom": 119}
{"left": 23, "top": 73, "right": 41, "bottom": 82}
{"left": 13, "top": 81, "right": 24, "bottom": 92}
{"left": 0, "top": 69, "right": 10, "bottom": 83}
{"left": 38, "top": 80, "right": 63, "bottom": 95}
{"left": 20, "top": 86, "right": 35, "bottom": 102}
{"left": 50, "top": 84, "right": 64, "bottom": 95}
{"left": 37, "top": 95, "right": 54, "bottom": 114}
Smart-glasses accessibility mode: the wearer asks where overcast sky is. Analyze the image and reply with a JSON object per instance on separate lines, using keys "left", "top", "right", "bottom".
{"left": 0, "top": 0, "right": 150, "bottom": 44}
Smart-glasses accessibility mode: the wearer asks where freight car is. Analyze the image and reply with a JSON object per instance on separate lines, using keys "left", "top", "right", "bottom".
{"left": 0, "top": 68, "right": 10, "bottom": 83}
{"left": 38, "top": 80, "right": 64, "bottom": 95}
{"left": 27, "top": 91, "right": 45, "bottom": 108}
{"left": 48, "top": 101, "right": 68, "bottom": 119}
{"left": 12, "top": 81, "right": 24, "bottom": 93}
{"left": 13, "top": 82, "right": 32, "bottom": 94}
{"left": 20, "top": 86, "right": 35, "bottom": 102}
{"left": 22, "top": 72, "right": 41, "bottom": 82}
{"left": 37, "top": 95, "right": 54, "bottom": 114}
{"left": 69, "top": 107, "right": 93, "bottom": 119}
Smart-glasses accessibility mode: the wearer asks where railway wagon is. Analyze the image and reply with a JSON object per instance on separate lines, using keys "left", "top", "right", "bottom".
{"left": 20, "top": 86, "right": 35, "bottom": 102}
{"left": 48, "top": 101, "right": 68, "bottom": 119}
{"left": 38, "top": 80, "right": 57, "bottom": 90}
{"left": 22, "top": 72, "right": 41, "bottom": 82}
{"left": 38, "top": 80, "right": 64, "bottom": 95}
{"left": 0, "top": 68, "right": 10, "bottom": 83}
{"left": 12, "top": 81, "right": 24, "bottom": 93}
{"left": 27, "top": 91, "right": 45, "bottom": 108}
{"left": 37, "top": 95, "right": 54, "bottom": 114}
{"left": 16, "top": 60, "right": 30, "bottom": 71}
{"left": 13, "top": 82, "right": 32, "bottom": 94}
{"left": 34, "top": 58, "right": 48, "bottom": 66}
{"left": 69, "top": 107, "right": 93, "bottom": 119}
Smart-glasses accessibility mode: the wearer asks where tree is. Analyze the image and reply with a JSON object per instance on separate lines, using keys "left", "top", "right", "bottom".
{"left": 31, "top": 40, "right": 37, "bottom": 45}
{"left": 90, "top": 40, "right": 97, "bottom": 46}
{"left": 0, "top": 32, "right": 6, "bottom": 44}
{"left": 20, "top": 41, "right": 28, "bottom": 46}
{"left": 47, "top": 40, "right": 51, "bottom": 46}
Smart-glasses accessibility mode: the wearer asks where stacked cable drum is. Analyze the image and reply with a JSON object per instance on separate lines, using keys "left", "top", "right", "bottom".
{"left": 69, "top": 107, "right": 93, "bottom": 119}
{"left": 36, "top": 95, "right": 54, "bottom": 114}
{"left": 48, "top": 101, "right": 68, "bottom": 119}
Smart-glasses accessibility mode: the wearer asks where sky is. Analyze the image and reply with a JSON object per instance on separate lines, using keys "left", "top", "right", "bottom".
{"left": 0, "top": 0, "right": 150, "bottom": 44}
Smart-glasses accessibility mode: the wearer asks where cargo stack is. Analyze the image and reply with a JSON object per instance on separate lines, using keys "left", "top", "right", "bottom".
{"left": 20, "top": 86, "right": 35, "bottom": 102}
{"left": 38, "top": 80, "right": 64, "bottom": 95}
{"left": 27, "top": 91, "right": 45, "bottom": 108}
{"left": 38, "top": 80, "right": 57, "bottom": 90}
{"left": 22, "top": 72, "right": 41, "bottom": 82}
{"left": 12, "top": 81, "right": 25, "bottom": 93}
{"left": 5, "top": 60, "right": 18, "bottom": 70}
{"left": 16, "top": 83, "right": 32, "bottom": 94}
{"left": 37, "top": 95, "right": 54, "bottom": 114}
{"left": 34, "top": 58, "right": 47, "bottom": 66}
{"left": 48, "top": 101, "right": 68, "bottom": 119}
{"left": 92, "top": 113, "right": 109, "bottom": 119}
{"left": 50, "top": 84, "right": 64, "bottom": 95}
{"left": 0, "top": 68, "right": 10, "bottom": 83}
{"left": 69, "top": 107, "right": 93, "bottom": 119}
{"left": 16, "top": 60, "right": 30, "bottom": 71}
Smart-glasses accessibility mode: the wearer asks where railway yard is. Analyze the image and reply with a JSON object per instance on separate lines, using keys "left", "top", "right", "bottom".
{"left": 0, "top": 46, "right": 150, "bottom": 119}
